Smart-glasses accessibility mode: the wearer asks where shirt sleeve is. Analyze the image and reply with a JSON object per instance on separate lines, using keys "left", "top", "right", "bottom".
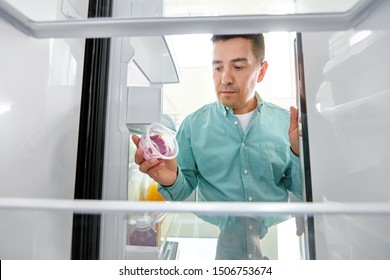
{"left": 158, "top": 167, "right": 195, "bottom": 201}
{"left": 282, "top": 149, "right": 303, "bottom": 201}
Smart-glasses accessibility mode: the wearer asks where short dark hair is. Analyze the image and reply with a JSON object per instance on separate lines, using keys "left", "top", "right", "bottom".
{"left": 211, "top": 34, "right": 265, "bottom": 62}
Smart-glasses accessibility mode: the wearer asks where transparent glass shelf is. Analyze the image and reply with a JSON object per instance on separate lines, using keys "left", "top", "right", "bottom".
{"left": 1, "top": 198, "right": 389, "bottom": 260}
{"left": 3, "top": 0, "right": 368, "bottom": 21}
{"left": 0, "top": 0, "right": 380, "bottom": 38}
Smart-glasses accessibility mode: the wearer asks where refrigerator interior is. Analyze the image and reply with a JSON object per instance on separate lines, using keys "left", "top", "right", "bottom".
{"left": 0, "top": 0, "right": 389, "bottom": 260}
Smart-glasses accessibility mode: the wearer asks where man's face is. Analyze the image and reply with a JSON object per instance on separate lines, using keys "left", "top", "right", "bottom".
{"left": 212, "top": 37, "right": 267, "bottom": 114}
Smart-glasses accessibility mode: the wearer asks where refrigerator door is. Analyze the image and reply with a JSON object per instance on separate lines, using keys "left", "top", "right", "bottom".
{"left": 300, "top": 7, "right": 390, "bottom": 259}
{"left": 0, "top": 2, "right": 87, "bottom": 259}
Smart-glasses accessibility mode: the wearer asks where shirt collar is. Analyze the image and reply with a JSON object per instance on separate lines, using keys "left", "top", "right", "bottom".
{"left": 218, "top": 91, "right": 263, "bottom": 116}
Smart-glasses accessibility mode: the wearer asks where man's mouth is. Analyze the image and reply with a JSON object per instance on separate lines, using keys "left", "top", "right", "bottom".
{"left": 220, "top": 89, "right": 235, "bottom": 94}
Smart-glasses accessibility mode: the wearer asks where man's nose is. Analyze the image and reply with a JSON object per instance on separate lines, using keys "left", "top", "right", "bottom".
{"left": 221, "top": 69, "right": 233, "bottom": 85}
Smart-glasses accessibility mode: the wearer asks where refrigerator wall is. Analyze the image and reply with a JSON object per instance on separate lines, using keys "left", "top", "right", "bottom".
{"left": 300, "top": 0, "right": 390, "bottom": 259}
{"left": 0, "top": 1, "right": 87, "bottom": 259}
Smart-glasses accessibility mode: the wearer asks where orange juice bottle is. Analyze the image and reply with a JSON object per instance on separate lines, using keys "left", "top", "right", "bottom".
{"left": 145, "top": 181, "right": 165, "bottom": 202}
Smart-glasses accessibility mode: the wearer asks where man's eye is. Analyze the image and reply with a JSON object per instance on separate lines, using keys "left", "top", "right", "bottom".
{"left": 214, "top": 67, "right": 222, "bottom": 71}
{"left": 234, "top": 66, "right": 244, "bottom": 70}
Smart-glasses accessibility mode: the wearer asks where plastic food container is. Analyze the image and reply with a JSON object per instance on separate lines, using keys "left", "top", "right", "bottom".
{"left": 139, "top": 122, "right": 179, "bottom": 160}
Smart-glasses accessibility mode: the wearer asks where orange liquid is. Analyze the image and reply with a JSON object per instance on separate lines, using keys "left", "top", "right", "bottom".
{"left": 145, "top": 182, "right": 165, "bottom": 202}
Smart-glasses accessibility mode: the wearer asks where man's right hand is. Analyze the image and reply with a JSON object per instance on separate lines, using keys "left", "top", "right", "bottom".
{"left": 131, "top": 134, "right": 178, "bottom": 187}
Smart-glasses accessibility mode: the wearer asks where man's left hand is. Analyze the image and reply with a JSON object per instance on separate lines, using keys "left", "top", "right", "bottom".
{"left": 289, "top": 106, "right": 300, "bottom": 157}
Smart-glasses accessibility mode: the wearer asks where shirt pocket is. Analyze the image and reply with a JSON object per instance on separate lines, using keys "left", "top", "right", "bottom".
{"left": 258, "top": 144, "right": 289, "bottom": 183}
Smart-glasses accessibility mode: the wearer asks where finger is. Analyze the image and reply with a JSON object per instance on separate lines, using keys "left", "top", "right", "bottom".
{"left": 139, "top": 158, "right": 161, "bottom": 174}
{"left": 134, "top": 146, "right": 145, "bottom": 165}
{"left": 289, "top": 106, "right": 298, "bottom": 132}
{"left": 154, "top": 161, "right": 165, "bottom": 170}
{"left": 290, "top": 106, "right": 298, "bottom": 121}
{"left": 147, "top": 162, "right": 166, "bottom": 177}
{"left": 131, "top": 134, "right": 140, "bottom": 147}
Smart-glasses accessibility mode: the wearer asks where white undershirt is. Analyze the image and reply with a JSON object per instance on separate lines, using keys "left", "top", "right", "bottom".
{"left": 235, "top": 109, "right": 256, "bottom": 133}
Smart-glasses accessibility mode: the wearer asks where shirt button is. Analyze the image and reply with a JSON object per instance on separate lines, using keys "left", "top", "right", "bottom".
{"left": 223, "top": 112, "right": 227, "bottom": 116}
{"left": 243, "top": 169, "right": 248, "bottom": 175}
{"left": 248, "top": 253, "right": 253, "bottom": 259}
{"left": 248, "top": 224, "right": 253, "bottom": 230}
{"left": 241, "top": 143, "right": 245, "bottom": 147}
{"left": 248, "top": 196, "right": 253, "bottom": 201}
{"left": 234, "top": 121, "right": 238, "bottom": 125}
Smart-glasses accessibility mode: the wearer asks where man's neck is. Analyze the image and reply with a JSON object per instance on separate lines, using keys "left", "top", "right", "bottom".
{"left": 233, "top": 97, "right": 257, "bottom": 115}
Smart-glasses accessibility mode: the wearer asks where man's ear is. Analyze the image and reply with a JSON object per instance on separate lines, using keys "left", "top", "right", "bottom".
{"left": 257, "top": 61, "right": 268, "bottom": 82}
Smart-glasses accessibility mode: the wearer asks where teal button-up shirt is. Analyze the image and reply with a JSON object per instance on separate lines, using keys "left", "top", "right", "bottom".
{"left": 159, "top": 93, "right": 302, "bottom": 239}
